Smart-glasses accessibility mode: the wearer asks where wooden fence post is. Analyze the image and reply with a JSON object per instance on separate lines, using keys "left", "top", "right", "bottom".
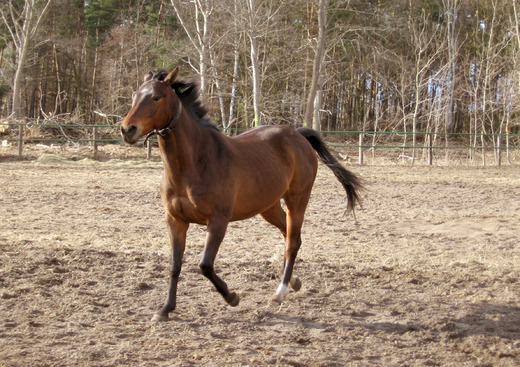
{"left": 497, "top": 135, "right": 501, "bottom": 166}
{"left": 429, "top": 133, "right": 433, "bottom": 166}
{"left": 18, "top": 124, "right": 23, "bottom": 158}
{"left": 358, "top": 132, "right": 364, "bottom": 165}
{"left": 147, "top": 140, "right": 152, "bottom": 159}
{"left": 93, "top": 126, "right": 98, "bottom": 158}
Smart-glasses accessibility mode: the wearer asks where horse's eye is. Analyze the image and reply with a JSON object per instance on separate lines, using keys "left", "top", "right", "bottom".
{"left": 152, "top": 95, "right": 161, "bottom": 101}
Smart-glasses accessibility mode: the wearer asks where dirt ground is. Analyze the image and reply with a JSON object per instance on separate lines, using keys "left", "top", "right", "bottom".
{"left": 1, "top": 145, "right": 520, "bottom": 366}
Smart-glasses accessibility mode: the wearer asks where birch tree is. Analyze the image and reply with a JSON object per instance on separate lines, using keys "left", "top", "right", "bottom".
{"left": 226, "top": 1, "right": 241, "bottom": 131}
{"left": 304, "top": 0, "right": 329, "bottom": 130}
{"left": 232, "top": 0, "right": 282, "bottom": 127}
{"left": 505, "top": 0, "right": 520, "bottom": 164}
{"left": 169, "top": 0, "right": 212, "bottom": 97}
{"left": 244, "top": 0, "right": 261, "bottom": 126}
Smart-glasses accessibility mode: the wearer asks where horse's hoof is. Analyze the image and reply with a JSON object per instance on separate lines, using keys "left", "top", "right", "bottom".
{"left": 290, "top": 276, "right": 302, "bottom": 292}
{"left": 151, "top": 313, "right": 169, "bottom": 322}
{"left": 270, "top": 283, "right": 290, "bottom": 306}
{"left": 226, "top": 292, "right": 240, "bottom": 307}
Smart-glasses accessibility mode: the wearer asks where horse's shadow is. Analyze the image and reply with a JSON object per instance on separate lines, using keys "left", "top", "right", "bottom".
{"left": 445, "top": 302, "right": 520, "bottom": 340}
{"left": 241, "top": 301, "right": 520, "bottom": 342}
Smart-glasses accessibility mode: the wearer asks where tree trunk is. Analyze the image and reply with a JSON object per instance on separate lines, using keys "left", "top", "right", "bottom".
{"left": 304, "top": 0, "right": 328, "bottom": 128}
{"left": 442, "top": 0, "right": 459, "bottom": 134}
{"left": 12, "top": 2, "right": 34, "bottom": 118}
{"left": 227, "top": 24, "right": 240, "bottom": 133}
{"left": 198, "top": 0, "right": 210, "bottom": 95}
{"left": 247, "top": 0, "right": 261, "bottom": 126}
{"left": 209, "top": 51, "right": 226, "bottom": 125}
{"left": 12, "top": 41, "right": 29, "bottom": 118}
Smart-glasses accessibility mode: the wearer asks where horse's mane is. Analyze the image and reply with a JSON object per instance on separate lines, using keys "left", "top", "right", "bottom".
{"left": 149, "top": 70, "right": 218, "bottom": 131}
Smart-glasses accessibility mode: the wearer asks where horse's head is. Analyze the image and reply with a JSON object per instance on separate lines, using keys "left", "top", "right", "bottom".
{"left": 121, "top": 68, "right": 180, "bottom": 144}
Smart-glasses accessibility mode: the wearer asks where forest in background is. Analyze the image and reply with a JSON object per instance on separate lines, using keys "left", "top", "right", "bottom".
{"left": 1, "top": 0, "right": 519, "bottom": 156}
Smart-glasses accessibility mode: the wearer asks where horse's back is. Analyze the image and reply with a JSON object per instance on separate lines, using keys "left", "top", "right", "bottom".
{"left": 231, "top": 125, "right": 317, "bottom": 175}
{"left": 226, "top": 126, "right": 318, "bottom": 219}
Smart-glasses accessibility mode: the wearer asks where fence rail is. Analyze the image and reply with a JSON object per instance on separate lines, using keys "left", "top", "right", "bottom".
{"left": 1, "top": 121, "right": 519, "bottom": 165}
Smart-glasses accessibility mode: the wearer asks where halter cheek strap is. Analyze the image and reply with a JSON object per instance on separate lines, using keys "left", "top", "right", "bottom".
{"left": 143, "top": 101, "right": 183, "bottom": 146}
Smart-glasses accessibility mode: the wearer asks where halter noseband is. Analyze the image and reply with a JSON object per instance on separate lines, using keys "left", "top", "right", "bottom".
{"left": 143, "top": 100, "right": 183, "bottom": 146}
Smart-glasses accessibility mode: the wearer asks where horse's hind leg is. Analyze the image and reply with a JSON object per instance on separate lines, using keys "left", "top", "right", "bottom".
{"left": 261, "top": 202, "right": 301, "bottom": 293}
{"left": 260, "top": 202, "right": 287, "bottom": 237}
{"left": 199, "top": 218, "right": 240, "bottom": 307}
{"left": 271, "top": 193, "right": 310, "bottom": 305}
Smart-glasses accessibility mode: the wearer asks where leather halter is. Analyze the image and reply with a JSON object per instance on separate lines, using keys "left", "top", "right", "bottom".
{"left": 143, "top": 99, "right": 183, "bottom": 146}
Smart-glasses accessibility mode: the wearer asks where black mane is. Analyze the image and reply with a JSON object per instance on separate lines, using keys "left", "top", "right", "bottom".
{"left": 149, "top": 70, "right": 218, "bottom": 131}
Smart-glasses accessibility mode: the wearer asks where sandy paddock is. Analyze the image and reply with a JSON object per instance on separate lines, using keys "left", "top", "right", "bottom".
{"left": 1, "top": 148, "right": 520, "bottom": 366}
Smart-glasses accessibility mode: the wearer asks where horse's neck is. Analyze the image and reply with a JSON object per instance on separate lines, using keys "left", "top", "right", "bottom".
{"left": 158, "top": 118, "right": 221, "bottom": 186}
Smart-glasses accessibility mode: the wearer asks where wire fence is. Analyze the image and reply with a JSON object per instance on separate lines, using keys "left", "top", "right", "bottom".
{"left": 1, "top": 121, "right": 519, "bottom": 165}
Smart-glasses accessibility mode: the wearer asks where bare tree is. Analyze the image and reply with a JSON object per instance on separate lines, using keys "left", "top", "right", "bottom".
{"left": 245, "top": 0, "right": 262, "bottom": 126}
{"left": 467, "top": 0, "right": 510, "bottom": 165}
{"left": 506, "top": 0, "right": 520, "bottom": 164}
{"left": 225, "top": 1, "right": 241, "bottom": 132}
{"left": 304, "top": 0, "right": 329, "bottom": 130}
{"left": 1, "top": 0, "right": 53, "bottom": 118}
{"left": 170, "top": 0, "right": 212, "bottom": 97}
{"left": 406, "top": 7, "right": 446, "bottom": 163}
{"left": 441, "top": 0, "right": 460, "bottom": 135}
{"left": 230, "top": 0, "right": 283, "bottom": 127}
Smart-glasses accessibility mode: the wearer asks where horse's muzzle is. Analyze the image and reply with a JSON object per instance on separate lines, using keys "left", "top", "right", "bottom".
{"left": 121, "top": 125, "right": 139, "bottom": 144}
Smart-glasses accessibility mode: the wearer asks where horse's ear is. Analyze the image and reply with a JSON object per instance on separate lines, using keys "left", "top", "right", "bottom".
{"left": 143, "top": 71, "right": 153, "bottom": 82}
{"left": 164, "top": 67, "right": 179, "bottom": 85}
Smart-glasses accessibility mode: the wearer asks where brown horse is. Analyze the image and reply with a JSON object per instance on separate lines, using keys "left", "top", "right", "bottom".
{"left": 121, "top": 68, "right": 362, "bottom": 321}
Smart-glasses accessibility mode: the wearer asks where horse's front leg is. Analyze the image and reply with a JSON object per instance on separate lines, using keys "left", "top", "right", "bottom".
{"left": 152, "top": 215, "right": 189, "bottom": 322}
{"left": 199, "top": 218, "right": 240, "bottom": 307}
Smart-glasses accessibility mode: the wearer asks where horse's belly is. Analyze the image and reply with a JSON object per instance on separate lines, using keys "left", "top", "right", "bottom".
{"left": 166, "top": 197, "right": 209, "bottom": 225}
{"left": 230, "top": 178, "right": 288, "bottom": 221}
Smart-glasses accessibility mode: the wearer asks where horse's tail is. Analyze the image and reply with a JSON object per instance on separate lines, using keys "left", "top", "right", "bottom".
{"left": 297, "top": 127, "right": 363, "bottom": 214}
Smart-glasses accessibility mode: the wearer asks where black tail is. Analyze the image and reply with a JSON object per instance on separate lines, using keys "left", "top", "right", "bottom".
{"left": 298, "top": 127, "right": 363, "bottom": 214}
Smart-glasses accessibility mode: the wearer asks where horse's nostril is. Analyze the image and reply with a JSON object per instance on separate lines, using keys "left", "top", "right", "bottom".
{"left": 122, "top": 125, "right": 137, "bottom": 135}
